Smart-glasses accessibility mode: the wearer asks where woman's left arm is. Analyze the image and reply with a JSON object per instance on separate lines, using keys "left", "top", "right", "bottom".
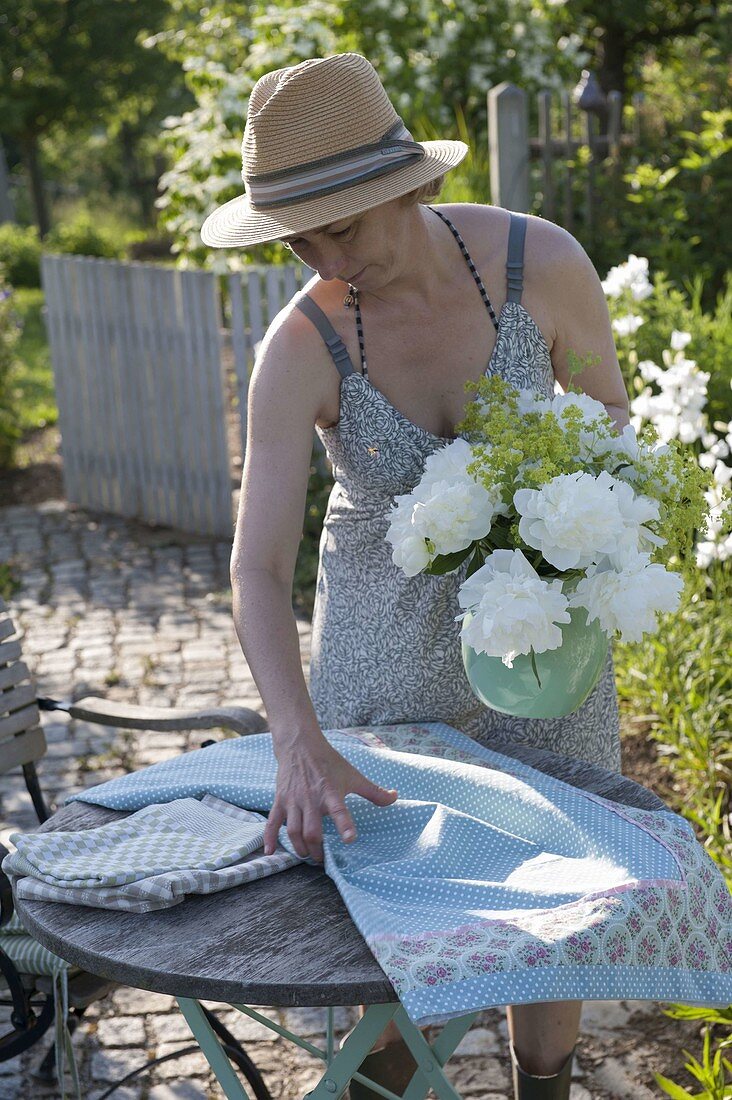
{"left": 541, "top": 225, "right": 630, "bottom": 432}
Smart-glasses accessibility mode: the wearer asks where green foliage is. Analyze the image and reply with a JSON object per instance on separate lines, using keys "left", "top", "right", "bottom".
{"left": 655, "top": 1019, "right": 732, "bottom": 1100}
{"left": 543, "top": 0, "right": 727, "bottom": 91}
{"left": 615, "top": 564, "right": 732, "bottom": 874}
{"left": 44, "top": 211, "right": 127, "bottom": 261}
{"left": 1, "top": 0, "right": 190, "bottom": 239}
{"left": 0, "top": 265, "right": 24, "bottom": 469}
{"left": 0, "top": 210, "right": 155, "bottom": 293}
{"left": 292, "top": 455, "right": 333, "bottom": 616}
{"left": 0, "top": 562, "right": 22, "bottom": 602}
{"left": 1, "top": 0, "right": 183, "bottom": 140}
{"left": 410, "top": 106, "right": 491, "bottom": 205}
{"left": 10, "top": 287, "right": 55, "bottom": 436}
{"left": 0, "top": 224, "right": 42, "bottom": 289}
{"left": 589, "top": 26, "right": 731, "bottom": 303}
{"left": 621, "top": 108, "right": 732, "bottom": 307}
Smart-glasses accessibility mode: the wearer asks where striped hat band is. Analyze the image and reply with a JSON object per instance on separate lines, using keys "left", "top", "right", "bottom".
{"left": 245, "top": 120, "right": 424, "bottom": 210}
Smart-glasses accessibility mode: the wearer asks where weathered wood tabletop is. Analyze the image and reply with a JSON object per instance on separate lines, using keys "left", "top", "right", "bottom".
{"left": 13, "top": 736, "right": 666, "bottom": 1010}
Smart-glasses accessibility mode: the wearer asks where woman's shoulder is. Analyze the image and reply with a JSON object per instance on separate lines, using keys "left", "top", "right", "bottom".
{"left": 435, "top": 203, "right": 583, "bottom": 281}
{"left": 246, "top": 282, "right": 348, "bottom": 430}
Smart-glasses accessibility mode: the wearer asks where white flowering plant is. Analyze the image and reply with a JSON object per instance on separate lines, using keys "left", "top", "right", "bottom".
{"left": 600, "top": 253, "right": 732, "bottom": 569}
{"left": 386, "top": 354, "right": 712, "bottom": 672}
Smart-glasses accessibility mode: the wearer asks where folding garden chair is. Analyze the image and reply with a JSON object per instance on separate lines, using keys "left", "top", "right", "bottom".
{"left": 0, "top": 593, "right": 275, "bottom": 1098}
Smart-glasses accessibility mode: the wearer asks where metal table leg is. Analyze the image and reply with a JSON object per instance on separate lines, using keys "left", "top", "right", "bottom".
{"left": 305, "top": 1004, "right": 478, "bottom": 1100}
{"left": 176, "top": 996, "right": 480, "bottom": 1100}
{"left": 177, "top": 998, "right": 253, "bottom": 1100}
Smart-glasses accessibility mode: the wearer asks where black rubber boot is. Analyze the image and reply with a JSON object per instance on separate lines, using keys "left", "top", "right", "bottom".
{"left": 346, "top": 1036, "right": 417, "bottom": 1099}
{"left": 509, "top": 1040, "right": 576, "bottom": 1100}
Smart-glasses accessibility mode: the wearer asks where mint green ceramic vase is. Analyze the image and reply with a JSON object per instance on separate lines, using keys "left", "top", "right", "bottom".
{"left": 461, "top": 606, "right": 608, "bottom": 719}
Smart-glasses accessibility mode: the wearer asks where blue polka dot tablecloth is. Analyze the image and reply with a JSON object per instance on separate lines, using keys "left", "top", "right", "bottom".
{"left": 68, "top": 721, "right": 732, "bottom": 1026}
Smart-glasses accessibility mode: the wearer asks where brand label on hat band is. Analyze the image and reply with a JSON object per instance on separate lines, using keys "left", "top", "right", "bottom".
{"left": 246, "top": 121, "right": 425, "bottom": 210}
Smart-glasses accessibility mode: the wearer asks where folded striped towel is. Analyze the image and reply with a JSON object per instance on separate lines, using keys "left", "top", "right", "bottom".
{"left": 3, "top": 793, "right": 301, "bottom": 912}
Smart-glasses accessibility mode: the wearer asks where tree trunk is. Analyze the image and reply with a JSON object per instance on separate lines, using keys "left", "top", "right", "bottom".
{"left": 0, "top": 137, "right": 17, "bottom": 224}
{"left": 21, "top": 134, "right": 50, "bottom": 238}
{"left": 596, "top": 23, "right": 629, "bottom": 97}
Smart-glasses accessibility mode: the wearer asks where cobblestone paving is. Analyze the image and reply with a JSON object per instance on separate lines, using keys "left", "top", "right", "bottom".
{"left": 0, "top": 501, "right": 704, "bottom": 1098}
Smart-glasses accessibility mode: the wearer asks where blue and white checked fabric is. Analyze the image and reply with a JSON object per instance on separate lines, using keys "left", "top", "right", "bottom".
{"left": 4, "top": 793, "right": 301, "bottom": 913}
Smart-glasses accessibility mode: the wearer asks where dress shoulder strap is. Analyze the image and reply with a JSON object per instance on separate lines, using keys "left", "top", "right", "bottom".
{"left": 505, "top": 211, "right": 527, "bottom": 305}
{"left": 293, "top": 292, "right": 357, "bottom": 380}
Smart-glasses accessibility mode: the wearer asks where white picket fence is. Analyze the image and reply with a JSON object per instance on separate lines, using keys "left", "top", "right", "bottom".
{"left": 226, "top": 261, "right": 317, "bottom": 460}
{"left": 41, "top": 253, "right": 316, "bottom": 537}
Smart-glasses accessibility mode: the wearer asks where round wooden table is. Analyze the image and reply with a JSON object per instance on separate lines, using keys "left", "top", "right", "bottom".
{"left": 13, "top": 738, "right": 666, "bottom": 1099}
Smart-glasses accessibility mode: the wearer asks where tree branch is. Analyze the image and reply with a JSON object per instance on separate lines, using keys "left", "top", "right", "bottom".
{"left": 626, "top": 7, "right": 718, "bottom": 47}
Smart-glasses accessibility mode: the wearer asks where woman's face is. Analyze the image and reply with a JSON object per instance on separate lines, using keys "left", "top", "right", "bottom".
{"left": 278, "top": 197, "right": 408, "bottom": 287}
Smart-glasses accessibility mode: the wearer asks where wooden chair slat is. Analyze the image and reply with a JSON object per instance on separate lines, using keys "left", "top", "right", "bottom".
{"left": 0, "top": 704, "right": 42, "bottom": 741}
{"left": 0, "top": 639, "right": 22, "bottom": 666}
{"left": 0, "top": 726, "right": 46, "bottom": 771}
{"left": 0, "top": 618, "right": 15, "bottom": 643}
{"left": 0, "top": 682, "right": 36, "bottom": 718}
{"left": 0, "top": 662, "right": 29, "bottom": 693}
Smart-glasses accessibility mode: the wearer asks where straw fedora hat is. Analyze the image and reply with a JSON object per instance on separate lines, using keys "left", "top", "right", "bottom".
{"left": 200, "top": 52, "right": 469, "bottom": 248}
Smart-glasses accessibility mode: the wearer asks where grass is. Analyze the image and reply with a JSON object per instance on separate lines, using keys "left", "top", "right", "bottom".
{"left": 11, "top": 287, "right": 56, "bottom": 436}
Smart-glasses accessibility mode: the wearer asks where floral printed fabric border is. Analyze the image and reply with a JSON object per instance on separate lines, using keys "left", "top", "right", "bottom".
{"left": 69, "top": 720, "right": 732, "bottom": 1026}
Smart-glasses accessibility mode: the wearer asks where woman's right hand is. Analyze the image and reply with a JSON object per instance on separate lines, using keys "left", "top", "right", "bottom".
{"left": 262, "top": 737, "right": 398, "bottom": 863}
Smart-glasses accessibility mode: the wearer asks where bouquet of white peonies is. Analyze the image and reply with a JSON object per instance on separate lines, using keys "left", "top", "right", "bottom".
{"left": 385, "top": 364, "right": 711, "bottom": 715}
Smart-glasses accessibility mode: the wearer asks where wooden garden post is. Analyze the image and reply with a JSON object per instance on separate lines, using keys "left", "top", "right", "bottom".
{"left": 487, "top": 83, "right": 530, "bottom": 212}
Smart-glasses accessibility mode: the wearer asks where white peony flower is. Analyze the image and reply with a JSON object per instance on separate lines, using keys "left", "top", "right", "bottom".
{"left": 420, "top": 436, "right": 478, "bottom": 485}
{"left": 548, "top": 390, "right": 615, "bottom": 461}
{"left": 455, "top": 549, "right": 570, "bottom": 665}
{"left": 568, "top": 553, "right": 684, "bottom": 642}
{"left": 516, "top": 389, "right": 551, "bottom": 417}
{"left": 550, "top": 390, "right": 610, "bottom": 424}
{"left": 514, "top": 470, "right": 662, "bottom": 571}
{"left": 391, "top": 535, "right": 432, "bottom": 576}
{"left": 385, "top": 498, "right": 431, "bottom": 576}
{"left": 597, "top": 428, "right": 673, "bottom": 494}
{"left": 410, "top": 477, "right": 499, "bottom": 556}
{"left": 386, "top": 437, "right": 504, "bottom": 573}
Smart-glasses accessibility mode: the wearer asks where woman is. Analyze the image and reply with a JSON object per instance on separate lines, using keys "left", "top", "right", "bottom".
{"left": 201, "top": 52, "right": 630, "bottom": 1100}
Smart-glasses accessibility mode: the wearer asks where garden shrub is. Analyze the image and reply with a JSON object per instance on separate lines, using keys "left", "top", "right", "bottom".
{"left": 0, "top": 264, "right": 24, "bottom": 469}
{"left": 44, "top": 210, "right": 126, "bottom": 261}
{"left": 0, "top": 224, "right": 42, "bottom": 289}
